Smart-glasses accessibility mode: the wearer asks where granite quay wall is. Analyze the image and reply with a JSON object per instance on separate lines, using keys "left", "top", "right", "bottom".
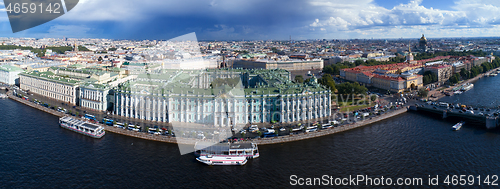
{"left": 7, "top": 90, "right": 409, "bottom": 146}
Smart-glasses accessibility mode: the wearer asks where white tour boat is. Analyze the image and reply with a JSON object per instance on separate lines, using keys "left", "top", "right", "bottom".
{"left": 196, "top": 155, "right": 247, "bottom": 166}
{"left": 195, "top": 142, "right": 260, "bottom": 159}
{"left": 461, "top": 83, "right": 474, "bottom": 92}
{"left": 59, "top": 116, "right": 105, "bottom": 138}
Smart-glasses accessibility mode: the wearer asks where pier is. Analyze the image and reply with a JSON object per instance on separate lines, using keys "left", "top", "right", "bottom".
{"left": 409, "top": 103, "right": 500, "bottom": 129}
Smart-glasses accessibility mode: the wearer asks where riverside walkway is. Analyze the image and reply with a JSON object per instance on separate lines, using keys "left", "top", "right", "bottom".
{"left": 6, "top": 90, "right": 409, "bottom": 145}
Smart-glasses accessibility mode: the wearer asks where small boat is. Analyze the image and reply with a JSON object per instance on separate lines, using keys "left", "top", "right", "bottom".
{"left": 196, "top": 155, "right": 247, "bottom": 166}
{"left": 452, "top": 121, "right": 464, "bottom": 131}
{"left": 0, "top": 94, "right": 8, "bottom": 98}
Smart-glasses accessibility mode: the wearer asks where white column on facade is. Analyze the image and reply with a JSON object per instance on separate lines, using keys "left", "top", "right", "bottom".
{"left": 134, "top": 96, "right": 138, "bottom": 119}
{"left": 124, "top": 95, "right": 128, "bottom": 117}
{"left": 244, "top": 100, "right": 248, "bottom": 123}
{"left": 162, "top": 98, "right": 166, "bottom": 122}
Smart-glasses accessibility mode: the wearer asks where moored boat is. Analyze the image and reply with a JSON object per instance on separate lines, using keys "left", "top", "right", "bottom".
{"left": 59, "top": 116, "right": 105, "bottom": 138}
{"left": 461, "top": 83, "right": 474, "bottom": 92}
{"left": 196, "top": 155, "right": 247, "bottom": 166}
{"left": 0, "top": 94, "right": 8, "bottom": 98}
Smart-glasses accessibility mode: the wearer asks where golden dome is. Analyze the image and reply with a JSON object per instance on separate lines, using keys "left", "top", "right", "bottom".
{"left": 420, "top": 34, "right": 427, "bottom": 41}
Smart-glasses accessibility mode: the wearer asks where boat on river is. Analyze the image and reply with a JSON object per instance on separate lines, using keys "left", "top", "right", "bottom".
{"left": 195, "top": 142, "right": 259, "bottom": 159}
{"left": 59, "top": 116, "right": 105, "bottom": 138}
{"left": 194, "top": 142, "right": 259, "bottom": 166}
{"left": 196, "top": 155, "right": 247, "bottom": 166}
{"left": 452, "top": 121, "right": 464, "bottom": 131}
{"left": 461, "top": 83, "right": 474, "bottom": 92}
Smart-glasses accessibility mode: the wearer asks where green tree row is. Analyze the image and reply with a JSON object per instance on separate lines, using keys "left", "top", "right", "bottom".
{"left": 422, "top": 71, "right": 438, "bottom": 85}
{"left": 336, "top": 82, "right": 367, "bottom": 95}
{"left": 295, "top": 74, "right": 367, "bottom": 96}
{"left": 450, "top": 57, "right": 500, "bottom": 84}
{"left": 414, "top": 50, "right": 488, "bottom": 60}
{"left": 322, "top": 56, "right": 407, "bottom": 75}
{"left": 317, "top": 74, "right": 336, "bottom": 92}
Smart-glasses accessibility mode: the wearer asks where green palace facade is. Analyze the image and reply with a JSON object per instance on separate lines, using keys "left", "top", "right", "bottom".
{"left": 114, "top": 69, "right": 332, "bottom": 127}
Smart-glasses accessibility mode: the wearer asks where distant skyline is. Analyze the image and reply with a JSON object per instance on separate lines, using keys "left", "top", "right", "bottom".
{"left": 1, "top": 0, "right": 500, "bottom": 40}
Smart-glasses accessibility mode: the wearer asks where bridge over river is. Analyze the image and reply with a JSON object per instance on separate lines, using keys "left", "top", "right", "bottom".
{"left": 409, "top": 103, "right": 500, "bottom": 129}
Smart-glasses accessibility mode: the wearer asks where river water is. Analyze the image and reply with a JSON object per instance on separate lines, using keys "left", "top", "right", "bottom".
{"left": 1, "top": 76, "right": 500, "bottom": 188}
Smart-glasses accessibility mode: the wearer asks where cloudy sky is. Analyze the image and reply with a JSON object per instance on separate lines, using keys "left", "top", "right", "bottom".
{"left": 0, "top": 0, "right": 500, "bottom": 40}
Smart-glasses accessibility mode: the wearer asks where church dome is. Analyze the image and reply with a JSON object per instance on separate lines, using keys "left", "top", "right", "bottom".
{"left": 420, "top": 34, "right": 427, "bottom": 41}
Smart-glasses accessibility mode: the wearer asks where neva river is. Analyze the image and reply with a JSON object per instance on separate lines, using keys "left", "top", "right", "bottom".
{"left": 2, "top": 76, "right": 500, "bottom": 188}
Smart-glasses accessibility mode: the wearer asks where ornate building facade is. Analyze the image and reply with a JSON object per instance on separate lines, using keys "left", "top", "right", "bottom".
{"left": 114, "top": 69, "right": 331, "bottom": 127}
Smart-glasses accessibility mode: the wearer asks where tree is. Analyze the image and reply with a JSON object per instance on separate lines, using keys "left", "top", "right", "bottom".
{"left": 336, "top": 82, "right": 367, "bottom": 95}
{"left": 370, "top": 95, "right": 377, "bottom": 102}
{"left": 295, "top": 75, "right": 304, "bottom": 83}
{"left": 108, "top": 47, "right": 117, "bottom": 51}
{"left": 241, "top": 132, "right": 245, "bottom": 138}
{"left": 460, "top": 68, "right": 468, "bottom": 79}
{"left": 318, "top": 74, "right": 336, "bottom": 91}
{"left": 322, "top": 66, "right": 334, "bottom": 75}
{"left": 423, "top": 71, "right": 437, "bottom": 85}
{"left": 354, "top": 60, "right": 364, "bottom": 66}
{"left": 418, "top": 88, "right": 428, "bottom": 97}
{"left": 271, "top": 47, "right": 280, "bottom": 53}
{"left": 113, "top": 120, "right": 117, "bottom": 125}
{"left": 77, "top": 45, "right": 90, "bottom": 51}
{"left": 98, "top": 56, "right": 103, "bottom": 61}
{"left": 449, "top": 73, "right": 460, "bottom": 85}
